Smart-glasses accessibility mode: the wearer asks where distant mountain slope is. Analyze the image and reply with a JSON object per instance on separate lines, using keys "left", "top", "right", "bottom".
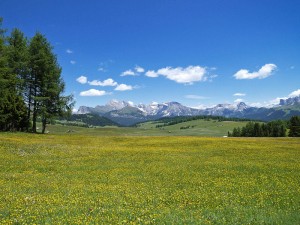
{"left": 75, "top": 96, "right": 300, "bottom": 126}
{"left": 61, "top": 114, "right": 119, "bottom": 127}
{"left": 77, "top": 100, "right": 131, "bottom": 115}
{"left": 104, "top": 106, "right": 154, "bottom": 126}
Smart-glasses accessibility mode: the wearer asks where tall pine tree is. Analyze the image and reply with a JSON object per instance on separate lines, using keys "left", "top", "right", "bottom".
{"left": 7, "top": 28, "right": 31, "bottom": 130}
{"left": 29, "top": 32, "right": 73, "bottom": 133}
{"left": 0, "top": 18, "right": 27, "bottom": 131}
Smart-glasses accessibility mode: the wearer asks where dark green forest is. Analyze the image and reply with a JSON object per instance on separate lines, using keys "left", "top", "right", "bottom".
{"left": 0, "top": 18, "right": 73, "bottom": 133}
{"left": 228, "top": 116, "right": 300, "bottom": 137}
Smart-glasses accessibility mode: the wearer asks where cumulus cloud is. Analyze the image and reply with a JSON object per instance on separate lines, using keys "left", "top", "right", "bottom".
{"left": 115, "top": 84, "right": 133, "bottom": 91}
{"left": 135, "top": 66, "right": 145, "bottom": 73}
{"left": 260, "top": 89, "right": 300, "bottom": 107}
{"left": 66, "top": 49, "right": 73, "bottom": 54}
{"left": 288, "top": 89, "right": 300, "bottom": 97}
{"left": 145, "top": 66, "right": 208, "bottom": 84}
{"left": 274, "top": 89, "right": 300, "bottom": 103}
{"left": 234, "top": 98, "right": 244, "bottom": 103}
{"left": 145, "top": 70, "right": 158, "bottom": 78}
{"left": 76, "top": 76, "right": 87, "bottom": 84}
{"left": 234, "top": 64, "right": 277, "bottom": 79}
{"left": 79, "top": 89, "right": 108, "bottom": 97}
{"left": 185, "top": 95, "right": 209, "bottom": 100}
{"left": 70, "top": 60, "right": 76, "bottom": 65}
{"left": 121, "top": 69, "right": 136, "bottom": 76}
{"left": 233, "top": 93, "right": 246, "bottom": 97}
{"left": 88, "top": 78, "right": 117, "bottom": 86}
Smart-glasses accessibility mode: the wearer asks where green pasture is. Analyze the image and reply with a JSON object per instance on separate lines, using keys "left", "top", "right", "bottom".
{"left": 45, "top": 119, "right": 249, "bottom": 136}
{"left": 0, "top": 133, "right": 299, "bottom": 224}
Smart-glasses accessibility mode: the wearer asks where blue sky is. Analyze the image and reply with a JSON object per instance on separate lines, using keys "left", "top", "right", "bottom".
{"left": 1, "top": 0, "right": 300, "bottom": 109}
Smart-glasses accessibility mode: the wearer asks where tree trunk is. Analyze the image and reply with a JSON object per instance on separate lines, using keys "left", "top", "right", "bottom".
{"left": 42, "top": 117, "right": 46, "bottom": 134}
{"left": 26, "top": 87, "right": 32, "bottom": 132}
{"left": 32, "top": 98, "right": 37, "bottom": 133}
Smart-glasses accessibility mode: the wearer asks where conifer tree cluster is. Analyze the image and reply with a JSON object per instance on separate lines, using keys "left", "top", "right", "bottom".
{"left": 288, "top": 116, "right": 300, "bottom": 137}
{"left": 228, "top": 117, "right": 300, "bottom": 137}
{"left": 228, "top": 121, "right": 286, "bottom": 137}
{"left": 0, "top": 18, "right": 73, "bottom": 133}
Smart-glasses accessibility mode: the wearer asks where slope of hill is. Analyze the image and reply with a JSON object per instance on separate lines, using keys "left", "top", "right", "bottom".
{"left": 57, "top": 114, "right": 119, "bottom": 127}
{"left": 47, "top": 117, "right": 250, "bottom": 137}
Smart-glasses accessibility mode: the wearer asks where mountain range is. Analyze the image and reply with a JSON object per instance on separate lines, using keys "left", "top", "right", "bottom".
{"left": 75, "top": 96, "right": 300, "bottom": 126}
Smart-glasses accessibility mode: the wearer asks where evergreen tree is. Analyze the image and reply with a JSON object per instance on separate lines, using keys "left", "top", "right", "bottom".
{"left": 0, "top": 18, "right": 27, "bottom": 131}
{"left": 253, "top": 122, "right": 262, "bottom": 137}
{"left": 7, "top": 28, "right": 30, "bottom": 130}
{"left": 289, "top": 116, "right": 300, "bottom": 137}
{"left": 261, "top": 123, "right": 269, "bottom": 137}
{"left": 229, "top": 120, "right": 287, "bottom": 137}
{"left": 28, "top": 32, "right": 73, "bottom": 133}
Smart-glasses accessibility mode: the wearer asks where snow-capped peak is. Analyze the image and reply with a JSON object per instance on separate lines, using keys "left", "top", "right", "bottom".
{"left": 106, "top": 99, "right": 130, "bottom": 110}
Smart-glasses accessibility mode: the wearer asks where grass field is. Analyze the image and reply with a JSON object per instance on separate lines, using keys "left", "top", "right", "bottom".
{"left": 0, "top": 133, "right": 299, "bottom": 224}
{"left": 44, "top": 119, "right": 250, "bottom": 137}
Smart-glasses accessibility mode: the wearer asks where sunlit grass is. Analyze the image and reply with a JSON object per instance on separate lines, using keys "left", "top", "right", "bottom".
{"left": 0, "top": 133, "right": 299, "bottom": 224}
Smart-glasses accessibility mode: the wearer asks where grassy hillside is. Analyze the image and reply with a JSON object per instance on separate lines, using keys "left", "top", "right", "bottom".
{"left": 56, "top": 114, "right": 119, "bottom": 127}
{"left": 0, "top": 134, "right": 299, "bottom": 224}
{"left": 136, "top": 119, "right": 250, "bottom": 136}
{"left": 43, "top": 118, "right": 250, "bottom": 136}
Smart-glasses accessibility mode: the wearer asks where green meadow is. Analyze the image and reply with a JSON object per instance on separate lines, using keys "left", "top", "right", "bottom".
{"left": 0, "top": 132, "right": 299, "bottom": 224}
{"left": 45, "top": 119, "right": 249, "bottom": 137}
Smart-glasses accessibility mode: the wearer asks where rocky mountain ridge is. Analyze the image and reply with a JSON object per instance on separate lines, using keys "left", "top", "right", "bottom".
{"left": 76, "top": 96, "right": 300, "bottom": 126}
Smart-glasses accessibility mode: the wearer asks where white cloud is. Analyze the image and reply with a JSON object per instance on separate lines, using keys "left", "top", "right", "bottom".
{"left": 290, "top": 66, "right": 295, "bottom": 70}
{"left": 145, "top": 70, "right": 158, "bottom": 78}
{"left": 76, "top": 76, "right": 87, "bottom": 84}
{"left": 79, "top": 89, "right": 108, "bottom": 97}
{"left": 233, "top": 93, "right": 246, "bottom": 97}
{"left": 88, "top": 78, "right": 117, "bottom": 86}
{"left": 70, "top": 60, "right": 76, "bottom": 65}
{"left": 98, "top": 67, "right": 106, "bottom": 72}
{"left": 268, "top": 89, "right": 300, "bottom": 106}
{"left": 238, "top": 89, "right": 300, "bottom": 108}
{"left": 135, "top": 66, "right": 145, "bottom": 73}
{"left": 288, "top": 89, "right": 300, "bottom": 97}
{"left": 145, "top": 65, "right": 207, "bottom": 84}
{"left": 190, "top": 104, "right": 208, "bottom": 110}
{"left": 208, "top": 74, "right": 218, "bottom": 81}
{"left": 185, "top": 95, "right": 209, "bottom": 100}
{"left": 115, "top": 84, "right": 133, "bottom": 91}
{"left": 234, "top": 63, "right": 277, "bottom": 79}
{"left": 234, "top": 98, "right": 244, "bottom": 103}
{"left": 66, "top": 49, "right": 73, "bottom": 54}
{"left": 247, "top": 102, "right": 264, "bottom": 108}
{"left": 120, "top": 69, "right": 136, "bottom": 76}
{"left": 268, "top": 97, "right": 283, "bottom": 106}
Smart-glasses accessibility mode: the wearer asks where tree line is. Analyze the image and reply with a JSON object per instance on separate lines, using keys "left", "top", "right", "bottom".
{"left": 0, "top": 18, "right": 73, "bottom": 133}
{"left": 154, "top": 115, "right": 255, "bottom": 128}
{"left": 228, "top": 116, "right": 300, "bottom": 137}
